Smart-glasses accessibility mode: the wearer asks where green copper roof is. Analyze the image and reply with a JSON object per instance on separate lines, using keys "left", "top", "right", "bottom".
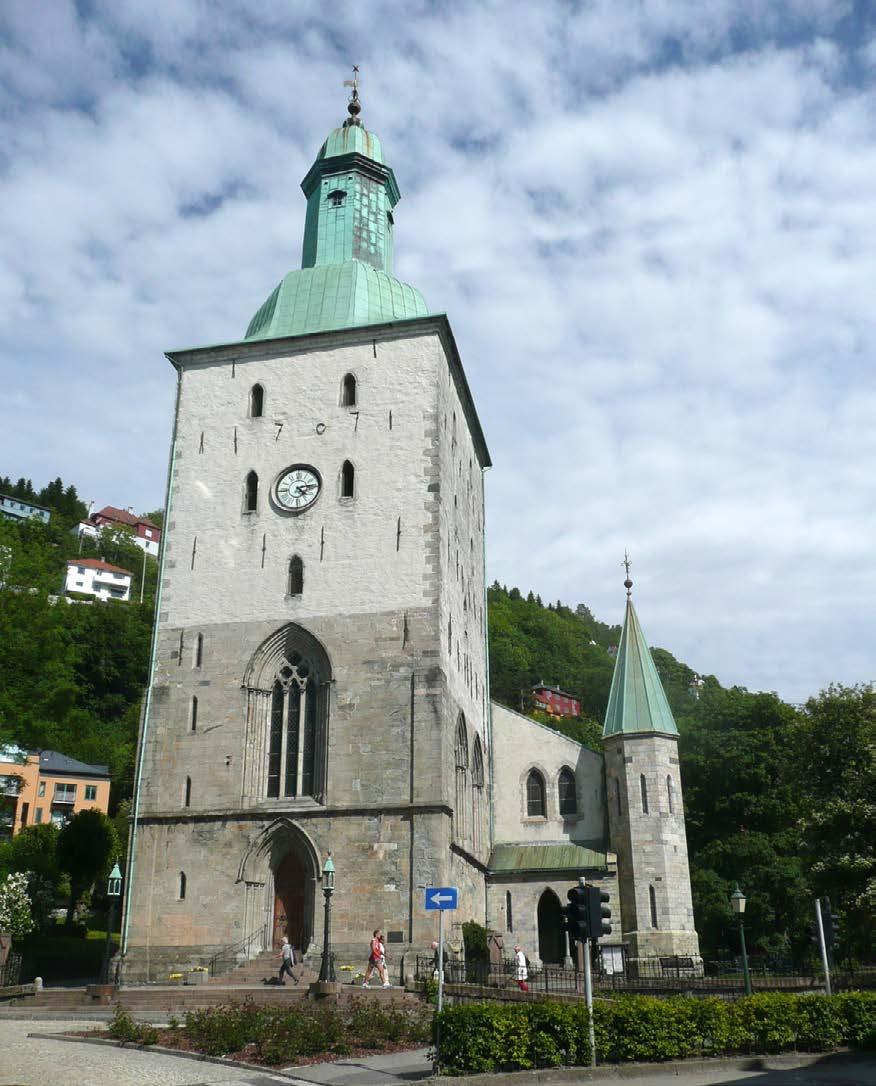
{"left": 602, "top": 598, "right": 679, "bottom": 738}
{"left": 488, "top": 843, "right": 609, "bottom": 875}
{"left": 245, "top": 261, "right": 427, "bottom": 340}
{"left": 317, "top": 125, "right": 384, "bottom": 164}
{"left": 245, "top": 114, "right": 425, "bottom": 340}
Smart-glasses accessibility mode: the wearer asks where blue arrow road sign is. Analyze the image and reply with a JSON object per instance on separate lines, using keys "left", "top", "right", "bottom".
{"left": 424, "top": 886, "right": 459, "bottom": 911}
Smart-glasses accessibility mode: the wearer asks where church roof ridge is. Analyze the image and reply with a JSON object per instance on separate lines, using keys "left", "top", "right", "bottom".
{"left": 602, "top": 575, "right": 678, "bottom": 739}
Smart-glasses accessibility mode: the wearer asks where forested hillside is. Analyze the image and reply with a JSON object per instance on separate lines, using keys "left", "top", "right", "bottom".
{"left": 0, "top": 476, "right": 158, "bottom": 801}
{"left": 1, "top": 477, "right": 872, "bottom": 962}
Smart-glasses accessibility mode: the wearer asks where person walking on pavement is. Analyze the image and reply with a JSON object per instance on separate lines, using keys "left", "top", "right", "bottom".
{"left": 278, "top": 937, "right": 297, "bottom": 984}
{"left": 514, "top": 944, "right": 529, "bottom": 992}
{"left": 362, "top": 929, "right": 385, "bottom": 988}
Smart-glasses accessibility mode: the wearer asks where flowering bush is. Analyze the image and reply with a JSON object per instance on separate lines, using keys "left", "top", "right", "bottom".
{"left": 0, "top": 872, "right": 35, "bottom": 940}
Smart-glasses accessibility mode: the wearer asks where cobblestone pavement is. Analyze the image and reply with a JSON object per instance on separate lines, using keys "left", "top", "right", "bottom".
{"left": 0, "top": 1019, "right": 299, "bottom": 1086}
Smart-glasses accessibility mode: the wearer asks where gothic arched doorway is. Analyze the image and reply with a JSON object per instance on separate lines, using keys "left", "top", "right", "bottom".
{"left": 537, "top": 889, "right": 565, "bottom": 965}
{"left": 273, "top": 849, "right": 310, "bottom": 950}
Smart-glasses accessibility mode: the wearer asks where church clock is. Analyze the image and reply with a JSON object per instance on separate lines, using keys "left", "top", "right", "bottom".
{"left": 274, "top": 465, "right": 321, "bottom": 513}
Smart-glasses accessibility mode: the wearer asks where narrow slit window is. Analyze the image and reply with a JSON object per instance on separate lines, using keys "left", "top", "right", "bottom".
{"left": 640, "top": 774, "right": 649, "bottom": 814}
{"left": 667, "top": 775, "right": 674, "bottom": 814}
{"left": 194, "top": 633, "right": 203, "bottom": 669}
{"left": 649, "top": 884, "right": 658, "bottom": 928}
{"left": 340, "top": 460, "right": 355, "bottom": 498}
{"left": 190, "top": 696, "right": 198, "bottom": 733}
{"left": 616, "top": 780, "right": 623, "bottom": 816}
{"left": 506, "top": 891, "right": 513, "bottom": 933}
{"left": 177, "top": 630, "right": 184, "bottom": 667}
{"left": 341, "top": 373, "right": 357, "bottom": 407}
{"left": 249, "top": 383, "right": 264, "bottom": 418}
{"left": 179, "top": 871, "right": 187, "bottom": 900}
{"left": 288, "top": 555, "right": 303, "bottom": 596}
{"left": 184, "top": 776, "right": 191, "bottom": 807}
{"left": 245, "top": 470, "right": 258, "bottom": 512}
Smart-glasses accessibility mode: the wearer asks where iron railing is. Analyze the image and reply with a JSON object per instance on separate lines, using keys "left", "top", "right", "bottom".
{"left": 0, "top": 952, "right": 22, "bottom": 987}
{"left": 208, "top": 922, "right": 269, "bottom": 978}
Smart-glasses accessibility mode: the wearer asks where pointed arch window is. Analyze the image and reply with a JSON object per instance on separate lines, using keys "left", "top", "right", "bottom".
{"left": 667, "top": 775, "right": 674, "bottom": 814}
{"left": 266, "top": 649, "right": 328, "bottom": 800}
{"left": 526, "top": 769, "right": 546, "bottom": 818}
{"left": 472, "top": 736, "right": 484, "bottom": 852}
{"left": 558, "top": 766, "right": 577, "bottom": 816}
{"left": 455, "top": 714, "right": 469, "bottom": 842}
{"left": 244, "top": 470, "right": 259, "bottom": 513}
{"left": 249, "top": 383, "right": 264, "bottom": 418}
{"left": 340, "top": 460, "right": 355, "bottom": 499}
{"left": 649, "top": 884, "right": 658, "bottom": 928}
{"left": 340, "top": 373, "right": 357, "bottom": 407}
{"left": 287, "top": 555, "right": 303, "bottom": 596}
{"left": 640, "top": 774, "right": 649, "bottom": 814}
{"left": 178, "top": 871, "right": 187, "bottom": 900}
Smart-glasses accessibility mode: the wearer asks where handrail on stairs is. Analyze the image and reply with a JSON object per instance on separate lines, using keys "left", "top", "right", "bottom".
{"left": 208, "top": 921, "right": 270, "bottom": 978}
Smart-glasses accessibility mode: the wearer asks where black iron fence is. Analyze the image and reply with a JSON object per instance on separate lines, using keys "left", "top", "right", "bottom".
{"left": 0, "top": 952, "right": 22, "bottom": 987}
{"left": 208, "top": 922, "right": 269, "bottom": 978}
{"left": 416, "top": 953, "right": 875, "bottom": 1001}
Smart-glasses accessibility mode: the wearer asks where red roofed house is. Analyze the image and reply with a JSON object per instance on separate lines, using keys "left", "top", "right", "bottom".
{"left": 76, "top": 505, "right": 162, "bottom": 556}
{"left": 65, "top": 557, "right": 133, "bottom": 601}
{"left": 531, "top": 682, "right": 581, "bottom": 719}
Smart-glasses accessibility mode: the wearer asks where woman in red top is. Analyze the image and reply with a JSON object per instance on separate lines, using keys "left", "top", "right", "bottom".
{"left": 362, "top": 929, "right": 383, "bottom": 988}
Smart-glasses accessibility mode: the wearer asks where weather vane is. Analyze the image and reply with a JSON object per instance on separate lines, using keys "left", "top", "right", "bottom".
{"left": 342, "top": 65, "right": 362, "bottom": 127}
{"left": 623, "top": 550, "right": 633, "bottom": 599}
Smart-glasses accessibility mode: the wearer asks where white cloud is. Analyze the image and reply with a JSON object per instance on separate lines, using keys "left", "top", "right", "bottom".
{"left": 1, "top": 0, "right": 875, "bottom": 702}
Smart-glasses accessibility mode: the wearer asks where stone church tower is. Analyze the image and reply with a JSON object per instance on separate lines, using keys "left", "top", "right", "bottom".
{"left": 121, "top": 89, "right": 491, "bottom": 981}
{"left": 602, "top": 568, "right": 701, "bottom": 970}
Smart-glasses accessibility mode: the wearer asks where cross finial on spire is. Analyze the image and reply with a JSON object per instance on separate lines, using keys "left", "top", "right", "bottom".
{"left": 623, "top": 550, "right": 633, "bottom": 599}
{"left": 343, "top": 66, "right": 362, "bottom": 127}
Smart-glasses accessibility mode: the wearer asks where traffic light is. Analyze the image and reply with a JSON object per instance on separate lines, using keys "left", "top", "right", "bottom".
{"left": 821, "top": 897, "right": 840, "bottom": 949}
{"left": 586, "top": 885, "right": 612, "bottom": 939}
{"left": 564, "top": 885, "right": 590, "bottom": 943}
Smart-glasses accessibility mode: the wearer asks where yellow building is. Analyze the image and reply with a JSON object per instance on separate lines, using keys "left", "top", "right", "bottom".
{"left": 0, "top": 747, "right": 110, "bottom": 837}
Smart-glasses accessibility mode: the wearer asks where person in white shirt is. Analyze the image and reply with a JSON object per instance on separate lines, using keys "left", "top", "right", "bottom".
{"left": 514, "top": 944, "right": 529, "bottom": 992}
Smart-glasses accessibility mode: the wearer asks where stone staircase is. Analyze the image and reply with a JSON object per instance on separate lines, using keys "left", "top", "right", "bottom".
{"left": 208, "top": 949, "right": 318, "bottom": 987}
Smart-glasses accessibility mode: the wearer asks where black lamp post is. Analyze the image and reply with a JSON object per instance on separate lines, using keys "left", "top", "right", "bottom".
{"left": 730, "top": 884, "right": 752, "bottom": 997}
{"left": 100, "top": 862, "right": 123, "bottom": 985}
{"left": 317, "top": 853, "right": 336, "bottom": 983}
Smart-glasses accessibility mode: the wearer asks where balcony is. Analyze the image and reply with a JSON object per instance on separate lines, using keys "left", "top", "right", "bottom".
{"left": 0, "top": 776, "right": 21, "bottom": 797}
{"left": 52, "top": 792, "right": 76, "bottom": 805}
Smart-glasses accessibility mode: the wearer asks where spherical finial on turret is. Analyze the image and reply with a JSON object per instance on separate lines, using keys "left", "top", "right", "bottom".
{"left": 343, "top": 65, "right": 362, "bottom": 128}
{"left": 623, "top": 551, "right": 633, "bottom": 599}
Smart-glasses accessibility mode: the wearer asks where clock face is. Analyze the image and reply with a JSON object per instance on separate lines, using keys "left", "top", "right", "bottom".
{"left": 274, "top": 465, "right": 322, "bottom": 513}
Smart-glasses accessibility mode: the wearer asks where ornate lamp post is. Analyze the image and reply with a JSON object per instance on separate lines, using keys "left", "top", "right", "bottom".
{"left": 730, "top": 884, "right": 752, "bottom": 996}
{"left": 100, "top": 862, "right": 123, "bottom": 985}
{"left": 317, "top": 853, "right": 336, "bottom": 983}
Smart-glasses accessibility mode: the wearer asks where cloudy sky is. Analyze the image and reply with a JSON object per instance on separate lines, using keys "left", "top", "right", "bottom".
{"left": 2, "top": 0, "right": 874, "bottom": 702}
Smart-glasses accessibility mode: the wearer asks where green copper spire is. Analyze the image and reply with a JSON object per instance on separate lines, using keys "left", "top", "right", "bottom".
{"left": 602, "top": 562, "right": 678, "bottom": 739}
{"left": 245, "top": 74, "right": 427, "bottom": 340}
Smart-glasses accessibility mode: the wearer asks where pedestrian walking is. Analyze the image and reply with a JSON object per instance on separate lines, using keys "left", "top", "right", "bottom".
{"left": 514, "top": 944, "right": 529, "bottom": 992}
{"left": 278, "top": 937, "right": 297, "bottom": 984}
{"left": 377, "top": 931, "right": 390, "bottom": 987}
{"left": 362, "top": 929, "right": 384, "bottom": 987}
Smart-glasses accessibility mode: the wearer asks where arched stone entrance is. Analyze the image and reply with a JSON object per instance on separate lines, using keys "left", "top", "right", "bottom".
{"left": 237, "top": 818, "right": 320, "bottom": 956}
{"left": 537, "top": 889, "right": 565, "bottom": 965}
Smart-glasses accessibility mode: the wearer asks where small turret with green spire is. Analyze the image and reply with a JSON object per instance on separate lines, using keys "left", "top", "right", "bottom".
{"left": 245, "top": 70, "right": 427, "bottom": 341}
{"left": 602, "top": 555, "right": 678, "bottom": 739}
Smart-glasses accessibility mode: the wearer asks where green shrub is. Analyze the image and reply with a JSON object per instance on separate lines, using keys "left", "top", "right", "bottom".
{"left": 436, "top": 991, "right": 876, "bottom": 1073}
{"left": 107, "top": 1004, "right": 158, "bottom": 1046}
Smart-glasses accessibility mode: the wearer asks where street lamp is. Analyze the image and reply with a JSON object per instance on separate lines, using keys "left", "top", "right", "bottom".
{"left": 100, "top": 862, "right": 123, "bottom": 985}
{"left": 730, "top": 884, "right": 752, "bottom": 997}
{"left": 317, "top": 853, "right": 336, "bottom": 983}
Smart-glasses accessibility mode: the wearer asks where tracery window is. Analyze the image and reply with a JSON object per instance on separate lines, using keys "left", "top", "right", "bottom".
{"left": 526, "top": 769, "right": 546, "bottom": 818}
{"left": 267, "top": 650, "right": 326, "bottom": 799}
{"left": 558, "top": 766, "right": 577, "bottom": 816}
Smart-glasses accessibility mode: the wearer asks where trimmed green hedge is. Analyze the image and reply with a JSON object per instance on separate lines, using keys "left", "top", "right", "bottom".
{"left": 436, "top": 992, "right": 876, "bottom": 1074}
